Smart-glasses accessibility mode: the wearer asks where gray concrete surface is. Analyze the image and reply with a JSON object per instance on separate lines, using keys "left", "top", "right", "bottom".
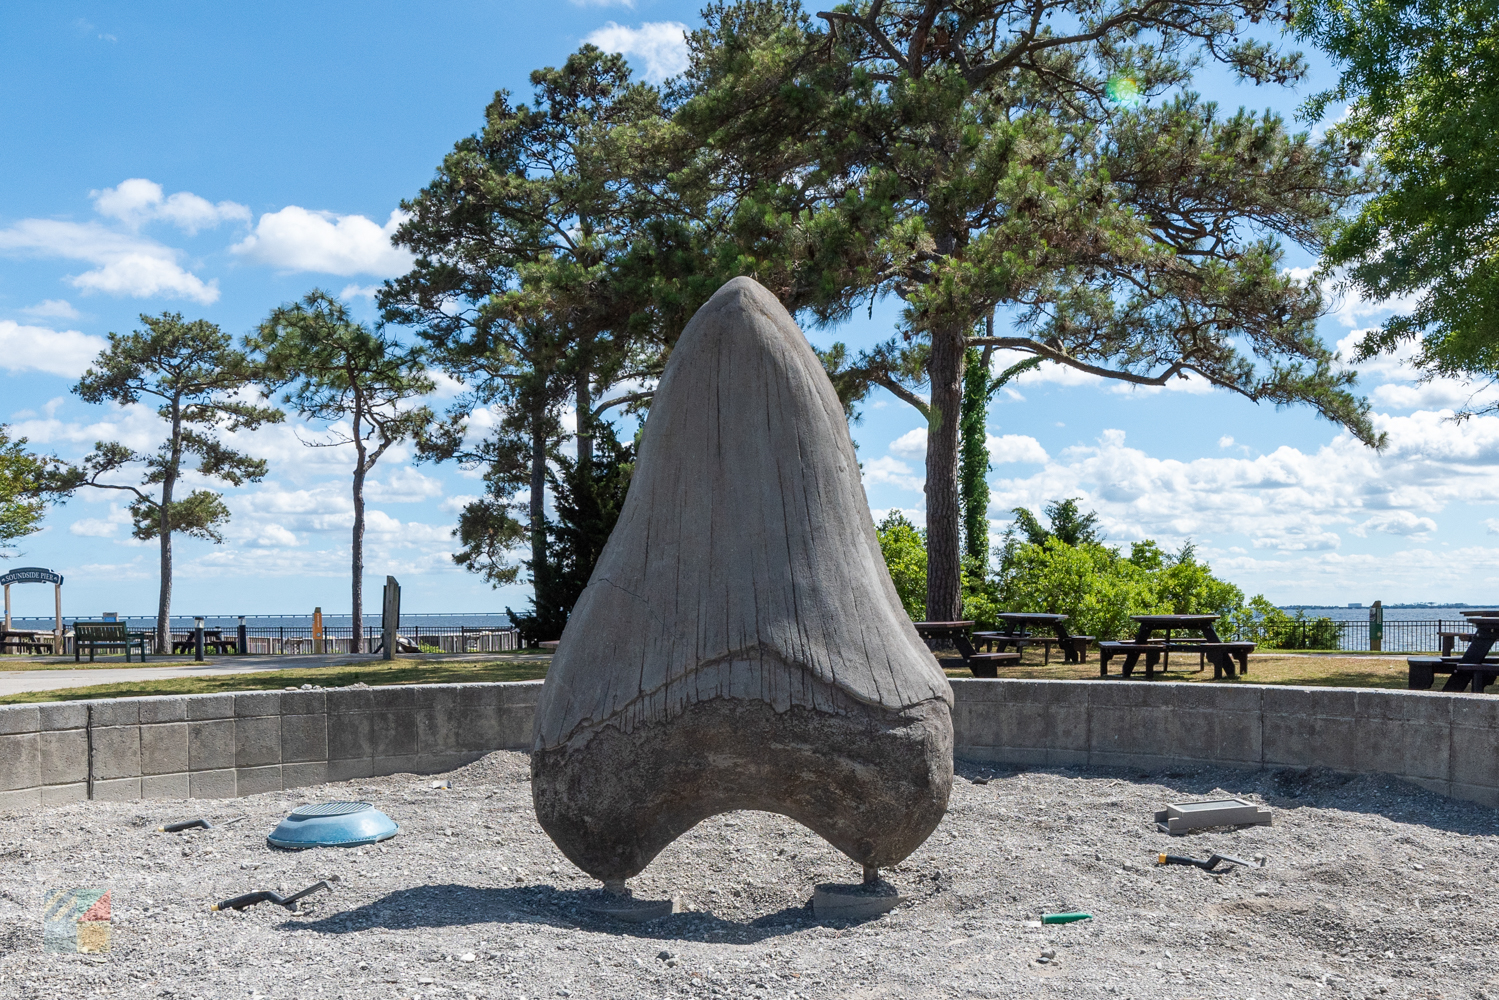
{"left": 0, "top": 652, "right": 531, "bottom": 697}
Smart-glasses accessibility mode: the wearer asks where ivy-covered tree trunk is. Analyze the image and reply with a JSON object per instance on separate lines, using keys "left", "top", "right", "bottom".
{"left": 924, "top": 324, "right": 965, "bottom": 621}
{"left": 959, "top": 345, "right": 992, "bottom": 564}
{"left": 575, "top": 366, "right": 593, "bottom": 472}
{"left": 351, "top": 402, "right": 367, "bottom": 652}
{"left": 529, "top": 404, "right": 548, "bottom": 606}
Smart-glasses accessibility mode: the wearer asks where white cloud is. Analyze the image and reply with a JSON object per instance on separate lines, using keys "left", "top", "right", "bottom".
{"left": 986, "top": 433, "right": 1048, "bottom": 464}
{"left": 69, "top": 504, "right": 132, "bottom": 538}
{"left": 339, "top": 283, "right": 380, "bottom": 301}
{"left": 1349, "top": 510, "right": 1437, "bottom": 538}
{"left": 862, "top": 455, "right": 924, "bottom": 492}
{"left": 252, "top": 524, "right": 300, "bottom": 548}
{"left": 364, "top": 467, "right": 444, "bottom": 502}
{"left": 440, "top": 494, "right": 479, "bottom": 514}
{"left": 231, "top": 207, "right": 412, "bottom": 277}
{"left": 91, "top": 178, "right": 250, "bottom": 234}
{"left": 0, "top": 219, "right": 218, "bottom": 304}
{"left": 1218, "top": 435, "right": 1235, "bottom": 449}
{"left": 584, "top": 21, "right": 689, "bottom": 82}
{"left": 20, "top": 299, "right": 79, "bottom": 320}
{"left": 888, "top": 428, "right": 927, "bottom": 458}
{"left": 0, "top": 320, "right": 107, "bottom": 377}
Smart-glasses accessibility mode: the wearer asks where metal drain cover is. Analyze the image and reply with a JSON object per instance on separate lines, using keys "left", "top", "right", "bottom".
{"left": 267, "top": 801, "right": 399, "bottom": 849}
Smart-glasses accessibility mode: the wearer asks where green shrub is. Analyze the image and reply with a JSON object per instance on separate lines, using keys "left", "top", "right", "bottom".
{"left": 875, "top": 511, "right": 927, "bottom": 619}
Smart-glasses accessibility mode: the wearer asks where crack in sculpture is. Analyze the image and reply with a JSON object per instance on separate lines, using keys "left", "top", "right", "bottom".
{"left": 532, "top": 276, "right": 954, "bottom": 889}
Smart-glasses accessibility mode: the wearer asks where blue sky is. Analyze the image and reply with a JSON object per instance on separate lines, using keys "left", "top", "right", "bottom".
{"left": 1, "top": 2, "right": 1493, "bottom": 621}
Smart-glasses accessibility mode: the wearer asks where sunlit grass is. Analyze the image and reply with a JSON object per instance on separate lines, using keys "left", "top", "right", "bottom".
{"left": 940, "top": 648, "right": 1414, "bottom": 688}
{"left": 0, "top": 655, "right": 552, "bottom": 704}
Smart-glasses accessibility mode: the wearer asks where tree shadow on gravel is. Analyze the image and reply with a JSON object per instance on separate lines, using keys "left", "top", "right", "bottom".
{"left": 283, "top": 883, "right": 871, "bottom": 942}
{"left": 954, "top": 759, "right": 1499, "bottom": 837}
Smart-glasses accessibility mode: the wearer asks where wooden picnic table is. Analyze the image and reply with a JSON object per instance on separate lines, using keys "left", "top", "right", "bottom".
{"left": 911, "top": 620, "right": 1020, "bottom": 677}
{"left": 1, "top": 628, "right": 56, "bottom": 655}
{"left": 171, "top": 628, "right": 236, "bottom": 655}
{"left": 1099, "top": 613, "right": 1254, "bottom": 680}
{"left": 1408, "top": 616, "right": 1499, "bottom": 692}
{"left": 975, "top": 612, "right": 1092, "bottom": 664}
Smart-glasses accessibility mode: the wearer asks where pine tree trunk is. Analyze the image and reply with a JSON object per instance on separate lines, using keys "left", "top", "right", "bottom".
{"left": 155, "top": 402, "right": 183, "bottom": 654}
{"left": 924, "top": 324, "right": 965, "bottom": 621}
{"left": 530, "top": 405, "right": 548, "bottom": 598}
{"left": 351, "top": 431, "right": 366, "bottom": 654}
{"left": 575, "top": 366, "right": 593, "bottom": 473}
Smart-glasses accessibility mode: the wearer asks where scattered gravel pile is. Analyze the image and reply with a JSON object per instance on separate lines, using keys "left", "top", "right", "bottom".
{"left": 2, "top": 752, "right": 1497, "bottom": 999}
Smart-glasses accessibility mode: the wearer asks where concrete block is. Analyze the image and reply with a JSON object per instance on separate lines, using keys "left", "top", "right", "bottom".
{"left": 0, "top": 732, "right": 41, "bottom": 791}
{"left": 186, "top": 694, "right": 235, "bottom": 721}
{"left": 139, "top": 723, "right": 189, "bottom": 776}
{"left": 1451, "top": 714, "right": 1499, "bottom": 789}
{"left": 371, "top": 685, "right": 416, "bottom": 711}
{"left": 39, "top": 702, "right": 88, "bottom": 731}
{"left": 328, "top": 712, "right": 373, "bottom": 761}
{"left": 496, "top": 705, "right": 535, "bottom": 750}
{"left": 235, "top": 691, "right": 280, "bottom": 718}
{"left": 234, "top": 715, "right": 282, "bottom": 768}
{"left": 1450, "top": 695, "right": 1499, "bottom": 731}
{"left": 280, "top": 715, "right": 327, "bottom": 764}
{"left": 326, "top": 687, "right": 373, "bottom": 716}
{"left": 41, "top": 783, "right": 87, "bottom": 806}
{"left": 371, "top": 710, "right": 418, "bottom": 757}
{"left": 88, "top": 699, "right": 140, "bottom": 727}
{"left": 188, "top": 720, "right": 235, "bottom": 771}
{"left": 1262, "top": 711, "right": 1359, "bottom": 772}
{"left": 39, "top": 729, "right": 88, "bottom": 785}
{"left": 327, "top": 757, "right": 374, "bottom": 783}
{"left": 142, "top": 773, "right": 189, "bottom": 800}
{"left": 188, "top": 768, "right": 236, "bottom": 799}
{"left": 1450, "top": 781, "right": 1499, "bottom": 811}
{"left": 453, "top": 707, "right": 502, "bottom": 752}
{"left": 371, "top": 754, "right": 419, "bottom": 777}
{"left": 1090, "top": 704, "right": 1175, "bottom": 759}
{"left": 1170, "top": 706, "right": 1262, "bottom": 767}
{"left": 0, "top": 705, "right": 40, "bottom": 735}
{"left": 92, "top": 776, "right": 141, "bottom": 802}
{"left": 1263, "top": 685, "right": 1357, "bottom": 720}
{"left": 1087, "top": 681, "right": 1161, "bottom": 709}
{"left": 1355, "top": 715, "right": 1450, "bottom": 783}
{"left": 0, "top": 787, "right": 41, "bottom": 812}
{"left": 90, "top": 726, "right": 142, "bottom": 780}
{"left": 1356, "top": 689, "right": 1451, "bottom": 725}
{"left": 235, "top": 765, "right": 283, "bottom": 796}
{"left": 137, "top": 696, "right": 187, "bottom": 724}
{"left": 281, "top": 761, "right": 328, "bottom": 791}
{"left": 279, "top": 689, "right": 325, "bottom": 715}
{"left": 499, "top": 679, "right": 544, "bottom": 709}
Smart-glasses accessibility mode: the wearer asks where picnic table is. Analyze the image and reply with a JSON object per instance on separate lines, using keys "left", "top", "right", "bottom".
{"left": 1, "top": 628, "right": 56, "bottom": 655}
{"left": 975, "top": 612, "right": 1093, "bottom": 664}
{"left": 911, "top": 620, "right": 1020, "bottom": 678}
{"left": 1408, "top": 615, "right": 1499, "bottom": 692}
{"left": 1097, "top": 614, "right": 1255, "bottom": 680}
{"left": 171, "top": 629, "right": 236, "bottom": 655}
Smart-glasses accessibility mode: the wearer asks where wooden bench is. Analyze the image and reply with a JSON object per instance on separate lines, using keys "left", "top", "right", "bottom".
{"left": 74, "top": 621, "right": 149, "bottom": 662}
{"left": 975, "top": 632, "right": 1094, "bottom": 664}
{"left": 2, "top": 631, "right": 55, "bottom": 655}
{"left": 949, "top": 633, "right": 1021, "bottom": 678}
{"left": 1408, "top": 655, "right": 1499, "bottom": 692}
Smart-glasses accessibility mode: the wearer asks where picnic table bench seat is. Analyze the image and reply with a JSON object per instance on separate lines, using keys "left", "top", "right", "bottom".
{"left": 1098, "top": 639, "right": 1255, "bottom": 679}
{"left": 1408, "top": 655, "right": 1499, "bottom": 692}
{"left": 74, "top": 622, "right": 149, "bottom": 662}
{"left": 975, "top": 632, "right": 1094, "bottom": 664}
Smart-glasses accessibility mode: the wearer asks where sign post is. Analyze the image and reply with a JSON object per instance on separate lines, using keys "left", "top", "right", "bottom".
{"left": 381, "top": 577, "right": 400, "bottom": 661}
{"left": 0, "top": 567, "right": 64, "bottom": 654}
{"left": 312, "top": 607, "right": 323, "bottom": 655}
{"left": 1369, "top": 600, "right": 1384, "bottom": 652}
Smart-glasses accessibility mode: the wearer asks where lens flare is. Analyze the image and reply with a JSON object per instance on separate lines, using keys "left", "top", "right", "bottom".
{"left": 1105, "top": 75, "right": 1145, "bottom": 108}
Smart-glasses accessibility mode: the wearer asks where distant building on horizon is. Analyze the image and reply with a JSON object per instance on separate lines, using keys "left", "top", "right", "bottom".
{"left": 1348, "top": 602, "right": 1363, "bottom": 609}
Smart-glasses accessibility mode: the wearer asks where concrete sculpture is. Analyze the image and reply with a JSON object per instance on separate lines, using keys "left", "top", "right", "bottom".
{"left": 532, "top": 277, "right": 954, "bottom": 904}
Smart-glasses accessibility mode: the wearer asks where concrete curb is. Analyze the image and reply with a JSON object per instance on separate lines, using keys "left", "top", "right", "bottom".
{"left": 1, "top": 678, "right": 1496, "bottom": 810}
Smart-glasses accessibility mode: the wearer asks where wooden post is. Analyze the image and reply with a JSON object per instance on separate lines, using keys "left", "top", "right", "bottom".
{"left": 313, "top": 606, "right": 323, "bottom": 655}
{"left": 54, "top": 582, "right": 62, "bottom": 656}
{"left": 381, "top": 577, "right": 400, "bottom": 661}
{"left": 3, "top": 582, "right": 10, "bottom": 633}
{"left": 1370, "top": 600, "right": 1384, "bottom": 652}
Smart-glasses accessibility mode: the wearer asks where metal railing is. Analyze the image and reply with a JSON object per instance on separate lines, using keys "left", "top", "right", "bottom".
{"left": 1220, "top": 618, "right": 1471, "bottom": 653}
{"left": 4, "top": 618, "right": 521, "bottom": 656}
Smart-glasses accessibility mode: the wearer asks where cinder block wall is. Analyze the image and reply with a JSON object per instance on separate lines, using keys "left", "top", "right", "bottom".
{"left": 1, "top": 679, "right": 1497, "bottom": 811}
{"left": 949, "top": 679, "right": 1499, "bottom": 809}
{"left": 0, "top": 682, "right": 541, "bottom": 811}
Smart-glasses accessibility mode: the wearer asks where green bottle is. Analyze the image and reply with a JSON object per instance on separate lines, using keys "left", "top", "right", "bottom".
{"left": 1041, "top": 912, "right": 1093, "bottom": 924}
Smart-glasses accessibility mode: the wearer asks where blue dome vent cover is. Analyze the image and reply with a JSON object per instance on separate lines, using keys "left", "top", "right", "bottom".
{"left": 267, "top": 801, "right": 399, "bottom": 849}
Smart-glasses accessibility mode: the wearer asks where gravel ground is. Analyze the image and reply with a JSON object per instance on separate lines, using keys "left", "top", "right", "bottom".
{"left": 2, "top": 752, "right": 1497, "bottom": 999}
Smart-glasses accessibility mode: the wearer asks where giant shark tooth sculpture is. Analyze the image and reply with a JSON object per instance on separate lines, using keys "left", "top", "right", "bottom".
{"left": 532, "top": 276, "right": 954, "bottom": 889}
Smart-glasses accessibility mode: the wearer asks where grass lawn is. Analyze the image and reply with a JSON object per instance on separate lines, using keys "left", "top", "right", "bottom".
{"left": 940, "top": 648, "right": 1417, "bottom": 688}
{"left": 0, "top": 655, "right": 552, "bottom": 705}
{"left": 0, "top": 647, "right": 1423, "bottom": 704}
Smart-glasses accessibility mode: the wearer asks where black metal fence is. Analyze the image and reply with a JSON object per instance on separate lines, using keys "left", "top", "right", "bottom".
{"left": 1219, "top": 618, "right": 1472, "bottom": 653}
{"left": 4, "top": 617, "right": 521, "bottom": 656}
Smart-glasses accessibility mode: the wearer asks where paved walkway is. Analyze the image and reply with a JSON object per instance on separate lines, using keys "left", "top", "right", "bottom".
{"left": 0, "top": 652, "right": 528, "bottom": 698}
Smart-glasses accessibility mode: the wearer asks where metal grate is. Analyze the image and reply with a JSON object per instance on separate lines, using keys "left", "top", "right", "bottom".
{"left": 288, "top": 801, "right": 373, "bottom": 818}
